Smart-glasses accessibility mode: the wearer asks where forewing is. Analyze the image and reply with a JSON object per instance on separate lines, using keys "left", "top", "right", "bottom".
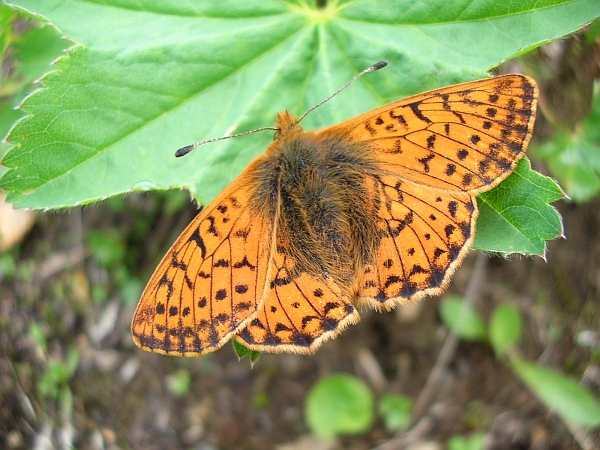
{"left": 132, "top": 174, "right": 274, "bottom": 356}
{"left": 235, "top": 237, "right": 359, "bottom": 354}
{"left": 329, "top": 75, "right": 537, "bottom": 194}
{"left": 358, "top": 175, "right": 477, "bottom": 309}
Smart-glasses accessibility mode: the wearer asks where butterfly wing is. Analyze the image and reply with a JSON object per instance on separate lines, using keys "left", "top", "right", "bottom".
{"left": 235, "top": 235, "right": 359, "bottom": 354}
{"left": 338, "top": 75, "right": 537, "bottom": 308}
{"left": 330, "top": 74, "right": 537, "bottom": 194}
{"left": 357, "top": 175, "right": 476, "bottom": 308}
{"left": 132, "top": 162, "right": 275, "bottom": 356}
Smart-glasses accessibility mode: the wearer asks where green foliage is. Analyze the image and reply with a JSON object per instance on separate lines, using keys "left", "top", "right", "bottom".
{"left": 305, "top": 373, "right": 374, "bottom": 439}
{"left": 378, "top": 393, "right": 412, "bottom": 433}
{"left": 28, "top": 321, "right": 48, "bottom": 352}
{"left": 439, "top": 298, "right": 600, "bottom": 430}
{"left": 88, "top": 229, "right": 126, "bottom": 269}
{"left": 511, "top": 358, "right": 600, "bottom": 428}
{"left": 0, "top": 250, "right": 17, "bottom": 279}
{"left": 489, "top": 302, "right": 522, "bottom": 356}
{"left": 1, "top": 0, "right": 596, "bottom": 254}
{"left": 166, "top": 368, "right": 192, "bottom": 397}
{"left": 252, "top": 391, "right": 271, "bottom": 409}
{"left": 0, "top": 3, "right": 70, "bottom": 166}
{"left": 447, "top": 433, "right": 485, "bottom": 450}
{"left": 233, "top": 339, "right": 261, "bottom": 363}
{"left": 37, "top": 348, "right": 79, "bottom": 399}
{"left": 87, "top": 227, "right": 145, "bottom": 304}
{"left": 439, "top": 295, "right": 487, "bottom": 341}
{"left": 475, "top": 158, "right": 565, "bottom": 255}
{"left": 533, "top": 91, "right": 600, "bottom": 203}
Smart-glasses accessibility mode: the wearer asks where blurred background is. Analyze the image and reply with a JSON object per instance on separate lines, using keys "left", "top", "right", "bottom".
{"left": 1, "top": 4, "right": 600, "bottom": 450}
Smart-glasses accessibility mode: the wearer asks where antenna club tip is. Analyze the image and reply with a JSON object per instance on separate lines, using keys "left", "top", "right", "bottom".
{"left": 373, "top": 61, "right": 388, "bottom": 70}
{"left": 175, "top": 145, "right": 194, "bottom": 157}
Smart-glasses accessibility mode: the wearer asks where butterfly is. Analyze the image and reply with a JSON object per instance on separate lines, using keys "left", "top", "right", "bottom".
{"left": 132, "top": 63, "right": 537, "bottom": 356}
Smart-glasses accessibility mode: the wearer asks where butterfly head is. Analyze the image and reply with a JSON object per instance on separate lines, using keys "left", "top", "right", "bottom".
{"left": 273, "top": 111, "right": 303, "bottom": 142}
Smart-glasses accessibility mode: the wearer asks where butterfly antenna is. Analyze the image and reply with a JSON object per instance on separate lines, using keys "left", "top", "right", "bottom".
{"left": 296, "top": 61, "right": 388, "bottom": 124}
{"left": 175, "top": 61, "right": 387, "bottom": 157}
{"left": 175, "top": 126, "right": 279, "bottom": 157}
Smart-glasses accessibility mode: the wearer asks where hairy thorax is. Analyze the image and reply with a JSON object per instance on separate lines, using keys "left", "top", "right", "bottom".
{"left": 249, "top": 112, "right": 382, "bottom": 296}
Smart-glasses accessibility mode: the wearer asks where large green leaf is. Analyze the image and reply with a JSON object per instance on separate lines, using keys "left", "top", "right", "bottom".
{"left": 474, "top": 158, "right": 565, "bottom": 255}
{"left": 512, "top": 358, "right": 600, "bottom": 428}
{"left": 1, "top": 0, "right": 595, "bottom": 251}
{"left": 0, "top": 5, "right": 70, "bottom": 171}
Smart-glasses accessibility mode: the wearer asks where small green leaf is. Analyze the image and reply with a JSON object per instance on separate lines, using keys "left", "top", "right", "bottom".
{"left": 28, "top": 322, "right": 47, "bottom": 353}
{"left": 475, "top": 158, "right": 565, "bottom": 256}
{"left": 166, "top": 368, "right": 191, "bottom": 398}
{"left": 232, "top": 339, "right": 261, "bottom": 363}
{"left": 511, "top": 358, "right": 600, "bottom": 428}
{"left": 379, "top": 393, "right": 412, "bottom": 433}
{"left": 305, "top": 373, "right": 374, "bottom": 439}
{"left": 65, "top": 346, "right": 80, "bottom": 377}
{"left": 252, "top": 391, "right": 270, "bottom": 409}
{"left": 59, "top": 385, "right": 74, "bottom": 418}
{"left": 489, "top": 303, "right": 522, "bottom": 356}
{"left": 0, "top": 251, "right": 17, "bottom": 279}
{"left": 447, "top": 433, "right": 486, "bottom": 450}
{"left": 439, "top": 296, "right": 487, "bottom": 342}
{"left": 38, "top": 359, "right": 71, "bottom": 399}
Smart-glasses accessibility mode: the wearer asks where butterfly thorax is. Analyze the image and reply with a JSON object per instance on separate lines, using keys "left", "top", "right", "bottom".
{"left": 251, "top": 116, "right": 382, "bottom": 297}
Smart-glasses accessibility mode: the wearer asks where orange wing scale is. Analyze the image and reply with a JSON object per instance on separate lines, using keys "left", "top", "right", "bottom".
{"left": 235, "top": 238, "right": 359, "bottom": 354}
{"left": 336, "top": 75, "right": 536, "bottom": 193}
{"left": 358, "top": 175, "right": 476, "bottom": 309}
{"left": 132, "top": 165, "right": 274, "bottom": 356}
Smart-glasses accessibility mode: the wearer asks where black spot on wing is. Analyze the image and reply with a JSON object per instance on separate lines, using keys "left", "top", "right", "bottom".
{"left": 233, "top": 256, "right": 256, "bottom": 270}
{"left": 410, "top": 102, "right": 432, "bottom": 123}
{"left": 189, "top": 228, "right": 206, "bottom": 259}
{"left": 418, "top": 154, "right": 435, "bottom": 173}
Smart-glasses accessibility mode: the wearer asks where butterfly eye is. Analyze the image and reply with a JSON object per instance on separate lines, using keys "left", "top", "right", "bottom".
{"left": 273, "top": 129, "right": 282, "bottom": 141}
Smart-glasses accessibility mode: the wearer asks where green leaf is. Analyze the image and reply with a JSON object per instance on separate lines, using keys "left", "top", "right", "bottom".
{"left": 65, "top": 346, "right": 80, "bottom": 377}
{"left": 12, "top": 24, "right": 69, "bottom": 82}
{"left": 28, "top": 321, "right": 48, "bottom": 353}
{"left": 166, "top": 368, "right": 191, "bottom": 397}
{"left": 533, "top": 91, "right": 600, "bottom": 203}
{"left": 0, "top": 5, "right": 69, "bottom": 153}
{"left": 474, "top": 158, "right": 565, "bottom": 256}
{"left": 59, "top": 385, "right": 74, "bottom": 418}
{"left": 511, "top": 358, "right": 600, "bottom": 428}
{"left": 305, "top": 373, "right": 374, "bottom": 439}
{"left": 447, "top": 433, "right": 486, "bottom": 450}
{"left": 1, "top": 0, "right": 594, "bottom": 254}
{"left": 379, "top": 393, "right": 412, "bottom": 433}
{"left": 232, "top": 339, "right": 261, "bottom": 363}
{"left": 489, "top": 302, "right": 522, "bottom": 356}
{"left": 439, "top": 295, "right": 487, "bottom": 342}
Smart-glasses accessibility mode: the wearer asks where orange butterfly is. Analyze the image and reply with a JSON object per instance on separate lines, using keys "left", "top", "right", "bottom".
{"left": 132, "top": 63, "right": 537, "bottom": 356}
